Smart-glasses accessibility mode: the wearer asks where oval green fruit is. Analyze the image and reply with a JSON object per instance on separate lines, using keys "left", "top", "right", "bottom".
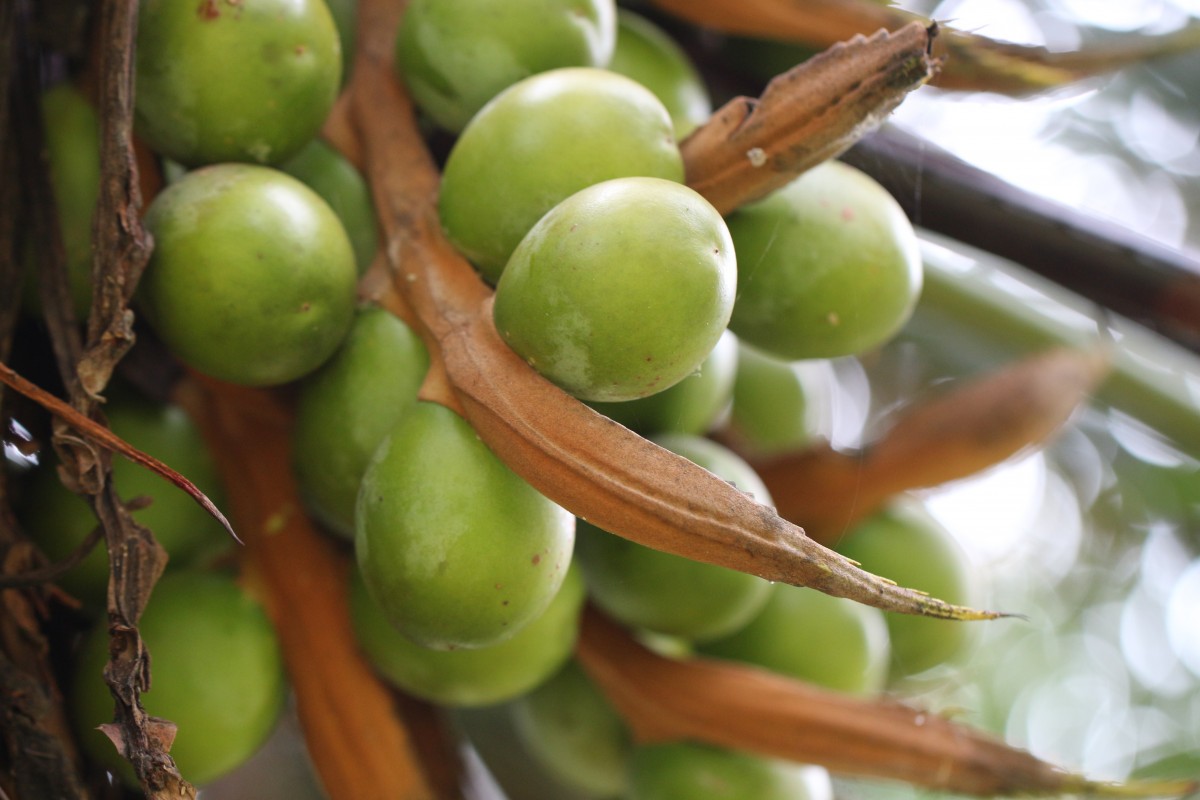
{"left": 698, "top": 584, "right": 891, "bottom": 696}
{"left": 727, "top": 342, "right": 835, "bottom": 456}
{"left": 21, "top": 389, "right": 230, "bottom": 608}
{"left": 629, "top": 742, "right": 833, "bottom": 800}
{"left": 70, "top": 570, "right": 286, "bottom": 787}
{"left": 438, "top": 67, "right": 684, "bottom": 282}
{"left": 493, "top": 176, "right": 735, "bottom": 403}
{"left": 576, "top": 434, "right": 773, "bottom": 642}
{"left": 350, "top": 562, "right": 585, "bottom": 707}
{"left": 279, "top": 138, "right": 380, "bottom": 275}
{"left": 292, "top": 306, "right": 429, "bottom": 537}
{"left": 396, "top": 0, "right": 616, "bottom": 133}
{"left": 588, "top": 328, "right": 738, "bottom": 437}
{"left": 727, "top": 160, "right": 922, "bottom": 360}
{"left": 510, "top": 659, "right": 632, "bottom": 798}
{"left": 135, "top": 0, "right": 341, "bottom": 166}
{"left": 834, "top": 500, "right": 977, "bottom": 678}
{"left": 139, "top": 163, "right": 357, "bottom": 387}
{"left": 356, "top": 402, "right": 575, "bottom": 650}
{"left": 608, "top": 9, "right": 711, "bottom": 138}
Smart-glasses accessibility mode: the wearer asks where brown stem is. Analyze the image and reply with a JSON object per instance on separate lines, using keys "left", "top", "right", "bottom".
{"left": 178, "top": 376, "right": 437, "bottom": 800}
{"left": 576, "top": 607, "right": 1196, "bottom": 797}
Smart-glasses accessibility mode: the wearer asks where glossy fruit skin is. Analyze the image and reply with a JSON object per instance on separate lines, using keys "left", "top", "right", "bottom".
{"left": 25, "top": 83, "right": 99, "bottom": 317}
{"left": 588, "top": 328, "right": 738, "bottom": 437}
{"left": 493, "top": 177, "right": 735, "bottom": 403}
{"left": 608, "top": 9, "right": 711, "bottom": 138}
{"left": 292, "top": 307, "right": 429, "bottom": 537}
{"left": 139, "top": 164, "right": 357, "bottom": 387}
{"left": 21, "top": 390, "right": 230, "bottom": 608}
{"left": 70, "top": 570, "right": 286, "bottom": 787}
{"left": 396, "top": 0, "right": 616, "bottom": 133}
{"left": 510, "top": 659, "right": 632, "bottom": 797}
{"left": 628, "top": 742, "right": 833, "bottom": 800}
{"left": 576, "top": 434, "right": 773, "bottom": 642}
{"left": 727, "top": 342, "right": 835, "bottom": 456}
{"left": 356, "top": 402, "right": 575, "bottom": 650}
{"left": 727, "top": 160, "right": 922, "bottom": 360}
{"left": 438, "top": 67, "right": 684, "bottom": 283}
{"left": 134, "top": 0, "right": 341, "bottom": 166}
{"left": 834, "top": 501, "right": 976, "bottom": 677}
{"left": 279, "top": 138, "right": 379, "bottom": 275}
{"left": 350, "top": 562, "right": 585, "bottom": 706}
{"left": 698, "top": 584, "right": 891, "bottom": 696}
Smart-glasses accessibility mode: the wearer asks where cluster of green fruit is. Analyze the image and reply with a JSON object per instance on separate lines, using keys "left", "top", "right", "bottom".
{"left": 20, "top": 0, "right": 969, "bottom": 794}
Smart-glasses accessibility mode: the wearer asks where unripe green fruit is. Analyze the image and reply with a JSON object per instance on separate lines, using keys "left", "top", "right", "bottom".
{"left": 70, "top": 570, "right": 286, "bottom": 787}
{"left": 576, "top": 434, "right": 773, "bottom": 642}
{"left": 438, "top": 67, "right": 684, "bottom": 282}
{"left": 292, "top": 307, "right": 429, "bottom": 537}
{"left": 727, "top": 342, "right": 835, "bottom": 456}
{"left": 356, "top": 402, "right": 575, "bottom": 650}
{"left": 727, "top": 160, "right": 922, "bottom": 360}
{"left": 350, "top": 563, "right": 585, "bottom": 707}
{"left": 135, "top": 0, "right": 342, "bottom": 166}
{"left": 396, "top": 0, "right": 617, "bottom": 133}
{"left": 493, "top": 176, "right": 735, "bottom": 403}
{"left": 629, "top": 743, "right": 833, "bottom": 800}
{"left": 139, "top": 163, "right": 358, "bottom": 387}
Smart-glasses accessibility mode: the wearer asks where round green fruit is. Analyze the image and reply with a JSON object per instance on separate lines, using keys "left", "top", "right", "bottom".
{"left": 21, "top": 389, "right": 230, "bottom": 609}
{"left": 727, "top": 342, "right": 835, "bottom": 456}
{"left": 493, "top": 176, "right": 735, "bottom": 403}
{"left": 833, "top": 501, "right": 977, "bottom": 678}
{"left": 396, "top": 0, "right": 616, "bottom": 133}
{"left": 292, "top": 306, "right": 429, "bottom": 537}
{"left": 356, "top": 401, "right": 575, "bottom": 650}
{"left": 608, "top": 9, "right": 711, "bottom": 138}
{"left": 438, "top": 67, "right": 684, "bottom": 282}
{"left": 139, "top": 163, "right": 357, "bottom": 387}
{"left": 70, "top": 570, "right": 286, "bottom": 787}
{"left": 629, "top": 743, "right": 833, "bottom": 800}
{"left": 576, "top": 434, "right": 773, "bottom": 642}
{"left": 727, "top": 160, "right": 922, "bottom": 360}
{"left": 510, "top": 659, "right": 632, "bottom": 798}
{"left": 135, "top": 0, "right": 341, "bottom": 166}
{"left": 588, "top": 329, "right": 738, "bottom": 437}
{"left": 698, "top": 584, "right": 891, "bottom": 696}
{"left": 279, "top": 138, "right": 379, "bottom": 275}
{"left": 350, "top": 562, "right": 585, "bottom": 707}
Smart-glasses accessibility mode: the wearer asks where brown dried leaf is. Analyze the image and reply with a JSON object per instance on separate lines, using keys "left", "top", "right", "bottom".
{"left": 752, "top": 347, "right": 1111, "bottom": 543}
{"left": 576, "top": 607, "right": 1197, "bottom": 797}
{"left": 178, "top": 376, "right": 437, "bottom": 800}
{"left": 681, "top": 22, "right": 937, "bottom": 215}
{"left": 650, "top": 0, "right": 1200, "bottom": 95}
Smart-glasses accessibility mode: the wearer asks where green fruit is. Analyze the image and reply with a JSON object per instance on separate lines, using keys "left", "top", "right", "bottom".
{"left": 698, "top": 584, "right": 891, "bottom": 696}
{"left": 588, "top": 328, "right": 738, "bottom": 437}
{"left": 395, "top": 0, "right": 617, "bottom": 133}
{"left": 135, "top": 0, "right": 341, "bottom": 166}
{"left": 139, "top": 163, "right": 357, "bottom": 387}
{"left": 493, "top": 176, "right": 735, "bottom": 403}
{"left": 292, "top": 306, "right": 429, "bottom": 537}
{"left": 438, "top": 67, "right": 684, "bottom": 282}
{"left": 21, "top": 389, "right": 231, "bottom": 608}
{"left": 608, "top": 9, "right": 711, "bottom": 138}
{"left": 24, "top": 83, "right": 99, "bottom": 318}
{"left": 576, "top": 434, "right": 773, "bottom": 642}
{"left": 70, "top": 570, "right": 286, "bottom": 787}
{"left": 728, "top": 342, "right": 835, "bottom": 456}
{"left": 350, "top": 562, "right": 585, "bottom": 707}
{"left": 834, "top": 501, "right": 977, "bottom": 678}
{"left": 279, "top": 138, "right": 379, "bottom": 275}
{"left": 324, "top": 0, "right": 358, "bottom": 79}
{"left": 629, "top": 742, "right": 833, "bottom": 800}
{"left": 356, "top": 401, "right": 575, "bottom": 650}
{"left": 727, "top": 160, "right": 922, "bottom": 360}
{"left": 510, "top": 660, "right": 632, "bottom": 797}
